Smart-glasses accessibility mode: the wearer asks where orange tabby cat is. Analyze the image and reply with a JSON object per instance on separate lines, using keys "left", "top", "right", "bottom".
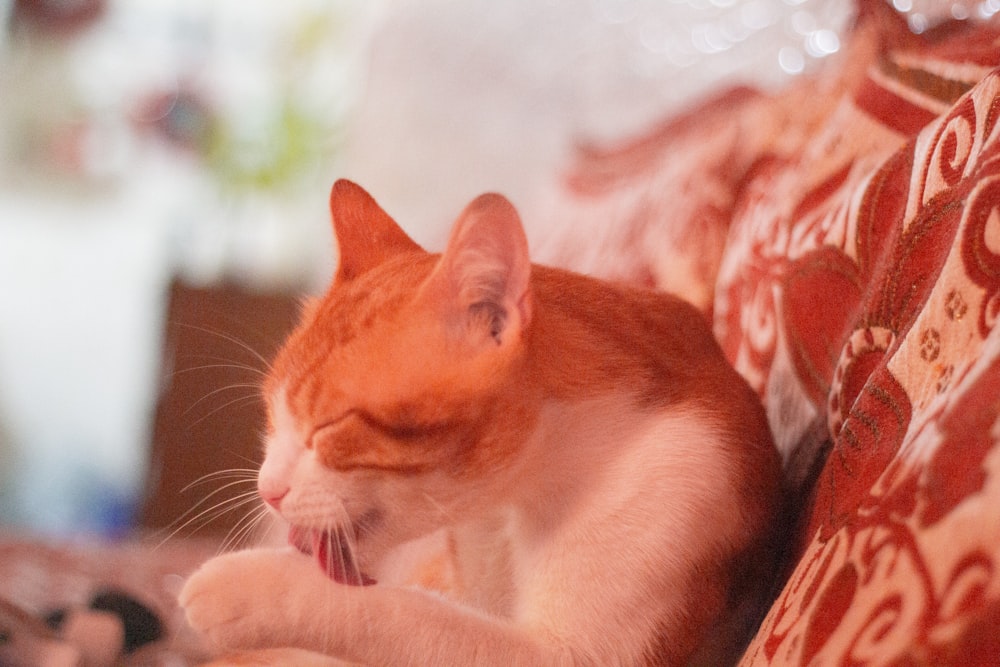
{"left": 179, "top": 180, "right": 782, "bottom": 665}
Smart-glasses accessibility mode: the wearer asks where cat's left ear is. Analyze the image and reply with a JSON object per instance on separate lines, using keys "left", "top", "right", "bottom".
{"left": 330, "top": 179, "right": 423, "bottom": 283}
{"left": 426, "top": 193, "right": 532, "bottom": 346}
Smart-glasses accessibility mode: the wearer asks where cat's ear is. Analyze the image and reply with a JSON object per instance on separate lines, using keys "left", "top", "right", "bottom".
{"left": 425, "top": 193, "right": 532, "bottom": 346}
{"left": 329, "top": 179, "right": 423, "bottom": 282}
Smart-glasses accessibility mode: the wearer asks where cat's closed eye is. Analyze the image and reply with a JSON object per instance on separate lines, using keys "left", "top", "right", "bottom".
{"left": 310, "top": 409, "right": 465, "bottom": 474}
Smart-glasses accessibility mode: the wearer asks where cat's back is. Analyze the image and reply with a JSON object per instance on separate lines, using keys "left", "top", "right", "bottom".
{"left": 527, "top": 264, "right": 755, "bottom": 409}
{"left": 520, "top": 265, "right": 782, "bottom": 664}
{"left": 527, "top": 262, "right": 780, "bottom": 518}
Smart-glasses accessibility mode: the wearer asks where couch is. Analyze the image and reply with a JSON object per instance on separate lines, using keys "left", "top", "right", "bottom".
{"left": 534, "top": 3, "right": 1000, "bottom": 664}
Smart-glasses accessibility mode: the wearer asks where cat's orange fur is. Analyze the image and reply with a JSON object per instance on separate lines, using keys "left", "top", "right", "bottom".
{"left": 180, "top": 180, "right": 782, "bottom": 666}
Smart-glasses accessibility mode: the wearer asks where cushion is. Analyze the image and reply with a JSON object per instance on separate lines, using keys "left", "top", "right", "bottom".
{"left": 733, "top": 24, "right": 1000, "bottom": 667}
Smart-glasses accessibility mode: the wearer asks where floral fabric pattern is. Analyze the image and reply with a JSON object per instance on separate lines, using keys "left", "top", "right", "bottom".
{"left": 540, "top": 8, "right": 1000, "bottom": 665}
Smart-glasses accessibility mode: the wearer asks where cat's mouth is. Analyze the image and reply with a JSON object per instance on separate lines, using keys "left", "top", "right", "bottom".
{"left": 288, "top": 525, "right": 377, "bottom": 586}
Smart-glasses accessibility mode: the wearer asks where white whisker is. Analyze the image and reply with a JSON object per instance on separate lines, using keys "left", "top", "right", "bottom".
{"left": 323, "top": 524, "right": 335, "bottom": 653}
{"left": 180, "top": 468, "right": 259, "bottom": 495}
{"left": 422, "top": 492, "right": 455, "bottom": 524}
{"left": 171, "top": 361, "right": 268, "bottom": 379}
{"left": 151, "top": 471, "right": 261, "bottom": 550}
{"left": 155, "top": 490, "right": 262, "bottom": 549}
{"left": 187, "top": 394, "right": 262, "bottom": 428}
{"left": 172, "top": 322, "right": 273, "bottom": 371}
{"left": 220, "top": 504, "right": 272, "bottom": 554}
{"left": 183, "top": 384, "right": 262, "bottom": 417}
{"left": 179, "top": 475, "right": 259, "bottom": 503}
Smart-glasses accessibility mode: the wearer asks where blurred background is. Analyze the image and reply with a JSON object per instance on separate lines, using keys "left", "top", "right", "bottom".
{"left": 0, "top": 0, "right": 977, "bottom": 537}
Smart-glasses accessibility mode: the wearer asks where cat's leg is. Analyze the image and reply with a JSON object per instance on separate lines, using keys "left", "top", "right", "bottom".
{"left": 180, "top": 547, "right": 572, "bottom": 667}
{"left": 180, "top": 548, "right": 324, "bottom": 651}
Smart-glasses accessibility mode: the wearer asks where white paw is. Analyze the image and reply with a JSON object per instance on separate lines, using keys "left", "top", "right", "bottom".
{"left": 179, "top": 547, "right": 323, "bottom": 651}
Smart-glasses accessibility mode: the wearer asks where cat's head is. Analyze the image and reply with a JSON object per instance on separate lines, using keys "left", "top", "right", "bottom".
{"left": 257, "top": 180, "right": 536, "bottom": 583}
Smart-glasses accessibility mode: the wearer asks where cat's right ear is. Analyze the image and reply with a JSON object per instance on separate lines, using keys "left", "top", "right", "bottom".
{"left": 329, "top": 180, "right": 423, "bottom": 283}
{"left": 424, "top": 193, "right": 533, "bottom": 348}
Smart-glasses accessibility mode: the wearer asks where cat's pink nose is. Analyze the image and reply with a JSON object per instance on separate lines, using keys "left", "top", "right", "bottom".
{"left": 260, "top": 487, "right": 289, "bottom": 510}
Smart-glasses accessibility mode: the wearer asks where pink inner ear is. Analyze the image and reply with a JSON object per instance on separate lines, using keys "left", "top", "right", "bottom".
{"left": 433, "top": 192, "right": 533, "bottom": 335}
{"left": 328, "top": 179, "right": 423, "bottom": 282}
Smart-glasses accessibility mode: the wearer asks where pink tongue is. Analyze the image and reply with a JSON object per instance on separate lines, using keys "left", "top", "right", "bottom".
{"left": 288, "top": 527, "right": 375, "bottom": 586}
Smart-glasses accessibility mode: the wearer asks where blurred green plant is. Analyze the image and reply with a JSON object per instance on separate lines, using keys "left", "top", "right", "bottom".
{"left": 205, "top": 101, "right": 339, "bottom": 194}
{"left": 203, "top": 9, "right": 347, "bottom": 194}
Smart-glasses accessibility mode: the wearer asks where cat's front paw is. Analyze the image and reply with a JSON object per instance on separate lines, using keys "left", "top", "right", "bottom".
{"left": 179, "top": 547, "right": 323, "bottom": 651}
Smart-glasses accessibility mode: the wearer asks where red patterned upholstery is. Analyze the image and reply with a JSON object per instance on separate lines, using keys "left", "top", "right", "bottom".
{"left": 537, "top": 5, "right": 1000, "bottom": 665}
{"left": 734, "top": 27, "right": 1000, "bottom": 667}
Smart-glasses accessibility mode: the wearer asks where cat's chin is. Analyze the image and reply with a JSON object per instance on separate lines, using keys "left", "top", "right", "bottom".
{"left": 288, "top": 525, "right": 377, "bottom": 587}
